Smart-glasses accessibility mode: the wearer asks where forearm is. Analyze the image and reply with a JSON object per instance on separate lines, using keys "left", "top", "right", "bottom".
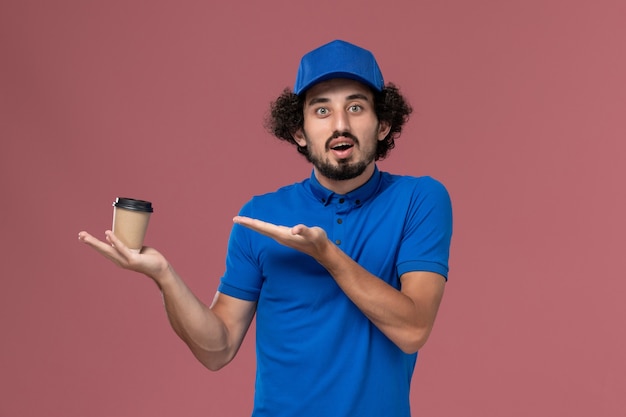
{"left": 153, "top": 265, "right": 234, "bottom": 370}
{"left": 229, "top": 217, "right": 444, "bottom": 352}
{"left": 78, "top": 230, "right": 241, "bottom": 369}
{"left": 316, "top": 243, "right": 440, "bottom": 353}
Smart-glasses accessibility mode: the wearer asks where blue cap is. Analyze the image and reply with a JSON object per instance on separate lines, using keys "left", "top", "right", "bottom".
{"left": 294, "top": 40, "right": 384, "bottom": 95}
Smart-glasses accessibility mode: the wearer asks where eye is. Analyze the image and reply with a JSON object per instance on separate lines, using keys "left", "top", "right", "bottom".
{"left": 348, "top": 104, "right": 362, "bottom": 112}
{"left": 315, "top": 107, "right": 329, "bottom": 116}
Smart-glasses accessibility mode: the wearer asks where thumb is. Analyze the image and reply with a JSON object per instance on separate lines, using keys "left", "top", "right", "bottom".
{"left": 291, "top": 224, "right": 309, "bottom": 236}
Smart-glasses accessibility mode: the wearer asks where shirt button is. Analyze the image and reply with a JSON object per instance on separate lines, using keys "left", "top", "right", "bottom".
{"left": 339, "top": 198, "right": 345, "bottom": 203}
{"left": 355, "top": 199, "right": 361, "bottom": 205}
{"left": 335, "top": 239, "right": 341, "bottom": 245}
{"left": 337, "top": 218, "right": 343, "bottom": 224}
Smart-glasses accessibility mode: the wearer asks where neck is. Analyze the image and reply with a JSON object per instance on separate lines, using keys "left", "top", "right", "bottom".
{"left": 314, "top": 163, "right": 376, "bottom": 195}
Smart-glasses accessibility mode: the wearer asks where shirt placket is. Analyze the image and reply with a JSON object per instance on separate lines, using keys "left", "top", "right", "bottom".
{"left": 332, "top": 197, "right": 350, "bottom": 247}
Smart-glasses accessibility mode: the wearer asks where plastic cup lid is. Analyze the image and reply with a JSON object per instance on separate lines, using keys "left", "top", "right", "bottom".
{"left": 113, "top": 197, "right": 154, "bottom": 213}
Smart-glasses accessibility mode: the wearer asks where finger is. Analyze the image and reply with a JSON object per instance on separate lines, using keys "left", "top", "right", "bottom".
{"left": 234, "top": 216, "right": 285, "bottom": 235}
{"left": 233, "top": 216, "right": 269, "bottom": 229}
{"left": 291, "top": 224, "right": 308, "bottom": 236}
{"left": 78, "top": 230, "right": 127, "bottom": 265}
{"left": 237, "top": 218, "right": 307, "bottom": 249}
{"left": 78, "top": 230, "right": 112, "bottom": 251}
{"left": 104, "top": 230, "right": 124, "bottom": 249}
{"left": 78, "top": 230, "right": 93, "bottom": 243}
{"left": 104, "top": 230, "right": 142, "bottom": 260}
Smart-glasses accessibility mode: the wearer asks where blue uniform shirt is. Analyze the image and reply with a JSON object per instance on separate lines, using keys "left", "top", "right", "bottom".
{"left": 219, "top": 167, "right": 453, "bottom": 417}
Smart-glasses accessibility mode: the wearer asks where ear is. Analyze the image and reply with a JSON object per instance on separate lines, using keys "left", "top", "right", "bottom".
{"left": 377, "top": 121, "right": 391, "bottom": 141}
{"left": 292, "top": 129, "right": 307, "bottom": 147}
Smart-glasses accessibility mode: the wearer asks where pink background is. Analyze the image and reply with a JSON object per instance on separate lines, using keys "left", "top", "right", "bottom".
{"left": 1, "top": 1, "right": 625, "bottom": 416}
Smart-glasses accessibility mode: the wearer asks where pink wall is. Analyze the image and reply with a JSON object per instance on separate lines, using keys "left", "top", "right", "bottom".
{"left": 1, "top": 1, "right": 624, "bottom": 416}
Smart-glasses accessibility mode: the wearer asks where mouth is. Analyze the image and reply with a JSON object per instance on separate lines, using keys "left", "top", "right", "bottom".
{"left": 328, "top": 138, "right": 356, "bottom": 159}
{"left": 330, "top": 142, "right": 355, "bottom": 152}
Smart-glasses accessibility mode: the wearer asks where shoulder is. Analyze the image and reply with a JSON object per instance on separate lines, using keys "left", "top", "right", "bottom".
{"left": 238, "top": 179, "right": 311, "bottom": 217}
{"left": 380, "top": 172, "right": 451, "bottom": 202}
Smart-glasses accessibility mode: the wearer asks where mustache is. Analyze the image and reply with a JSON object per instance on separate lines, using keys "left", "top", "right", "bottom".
{"left": 325, "top": 131, "right": 359, "bottom": 149}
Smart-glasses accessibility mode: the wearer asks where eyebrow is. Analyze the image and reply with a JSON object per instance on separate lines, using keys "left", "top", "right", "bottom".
{"left": 307, "top": 93, "right": 372, "bottom": 106}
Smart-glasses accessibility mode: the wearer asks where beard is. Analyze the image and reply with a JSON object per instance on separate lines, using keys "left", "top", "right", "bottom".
{"left": 302, "top": 130, "right": 378, "bottom": 181}
{"left": 313, "top": 158, "right": 370, "bottom": 181}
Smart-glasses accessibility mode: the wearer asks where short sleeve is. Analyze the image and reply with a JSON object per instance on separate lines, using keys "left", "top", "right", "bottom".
{"left": 218, "top": 200, "right": 264, "bottom": 301}
{"left": 396, "top": 177, "right": 453, "bottom": 280}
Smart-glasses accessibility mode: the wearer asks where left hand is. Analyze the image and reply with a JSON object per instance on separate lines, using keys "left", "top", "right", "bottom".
{"left": 233, "top": 216, "right": 331, "bottom": 260}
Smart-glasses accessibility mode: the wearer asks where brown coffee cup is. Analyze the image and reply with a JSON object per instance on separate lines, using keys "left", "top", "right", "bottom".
{"left": 112, "top": 198, "right": 154, "bottom": 251}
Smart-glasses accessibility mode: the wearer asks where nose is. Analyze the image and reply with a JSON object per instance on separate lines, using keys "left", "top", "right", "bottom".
{"left": 333, "top": 110, "right": 351, "bottom": 133}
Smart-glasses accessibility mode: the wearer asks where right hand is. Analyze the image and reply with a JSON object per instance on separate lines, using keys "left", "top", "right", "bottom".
{"left": 78, "top": 230, "right": 170, "bottom": 284}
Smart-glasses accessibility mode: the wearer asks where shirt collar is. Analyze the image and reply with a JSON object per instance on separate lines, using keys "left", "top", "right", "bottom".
{"left": 308, "top": 166, "right": 382, "bottom": 206}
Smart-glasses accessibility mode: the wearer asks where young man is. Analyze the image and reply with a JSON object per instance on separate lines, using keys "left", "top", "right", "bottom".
{"left": 79, "top": 39, "right": 453, "bottom": 416}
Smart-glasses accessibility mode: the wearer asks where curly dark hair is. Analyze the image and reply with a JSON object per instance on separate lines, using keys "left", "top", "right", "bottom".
{"left": 265, "top": 83, "right": 412, "bottom": 161}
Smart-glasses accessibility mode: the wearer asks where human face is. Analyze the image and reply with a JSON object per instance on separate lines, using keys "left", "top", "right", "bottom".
{"left": 294, "top": 79, "right": 390, "bottom": 190}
